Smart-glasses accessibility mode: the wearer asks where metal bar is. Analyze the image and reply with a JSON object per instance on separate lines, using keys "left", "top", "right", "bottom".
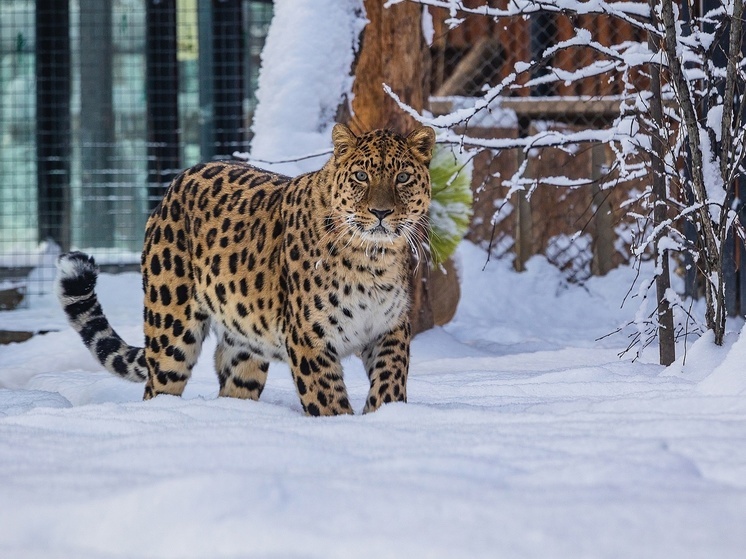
{"left": 198, "top": 0, "right": 216, "bottom": 161}
{"left": 36, "top": 0, "right": 71, "bottom": 250}
{"left": 80, "top": 0, "right": 114, "bottom": 247}
{"left": 212, "top": 0, "right": 245, "bottom": 158}
{"left": 146, "top": 0, "right": 180, "bottom": 209}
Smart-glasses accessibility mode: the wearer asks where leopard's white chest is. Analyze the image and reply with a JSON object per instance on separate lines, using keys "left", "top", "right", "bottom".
{"left": 330, "top": 281, "right": 408, "bottom": 356}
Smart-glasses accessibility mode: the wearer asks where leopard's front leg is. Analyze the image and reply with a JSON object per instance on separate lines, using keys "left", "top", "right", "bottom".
{"left": 361, "top": 320, "right": 410, "bottom": 414}
{"left": 286, "top": 329, "right": 353, "bottom": 416}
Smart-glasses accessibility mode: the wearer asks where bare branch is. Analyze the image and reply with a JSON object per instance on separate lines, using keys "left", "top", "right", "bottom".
{"left": 720, "top": 0, "right": 744, "bottom": 182}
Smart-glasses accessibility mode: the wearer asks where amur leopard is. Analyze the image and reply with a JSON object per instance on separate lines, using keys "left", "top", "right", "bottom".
{"left": 56, "top": 124, "right": 436, "bottom": 415}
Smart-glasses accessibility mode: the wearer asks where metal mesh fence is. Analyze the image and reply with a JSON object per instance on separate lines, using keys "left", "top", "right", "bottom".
{"left": 0, "top": 0, "right": 272, "bottom": 299}
{"left": 427, "top": 4, "right": 647, "bottom": 283}
{"left": 2, "top": 1, "right": 656, "bottom": 299}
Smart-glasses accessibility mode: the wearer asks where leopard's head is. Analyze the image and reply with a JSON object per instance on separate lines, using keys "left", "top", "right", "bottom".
{"left": 329, "top": 124, "right": 436, "bottom": 251}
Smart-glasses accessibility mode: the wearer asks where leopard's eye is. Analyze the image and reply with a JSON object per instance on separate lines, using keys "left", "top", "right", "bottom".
{"left": 354, "top": 171, "right": 368, "bottom": 182}
{"left": 396, "top": 172, "right": 411, "bottom": 183}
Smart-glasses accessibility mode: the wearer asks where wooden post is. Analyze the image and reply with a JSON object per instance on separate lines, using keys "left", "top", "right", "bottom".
{"left": 514, "top": 189, "right": 533, "bottom": 272}
{"left": 591, "top": 143, "right": 613, "bottom": 276}
{"left": 514, "top": 117, "right": 533, "bottom": 272}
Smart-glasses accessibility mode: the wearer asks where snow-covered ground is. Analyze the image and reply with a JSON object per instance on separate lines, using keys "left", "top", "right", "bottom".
{"left": 1, "top": 241, "right": 745, "bottom": 558}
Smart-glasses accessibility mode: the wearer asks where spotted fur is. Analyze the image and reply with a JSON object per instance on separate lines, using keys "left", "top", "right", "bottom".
{"left": 56, "top": 124, "right": 436, "bottom": 415}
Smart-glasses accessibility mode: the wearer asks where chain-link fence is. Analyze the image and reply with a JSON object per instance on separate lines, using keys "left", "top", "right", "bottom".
{"left": 1, "top": 1, "right": 662, "bottom": 301}
{"left": 0, "top": 0, "right": 271, "bottom": 301}
{"left": 427, "top": 4, "right": 647, "bottom": 283}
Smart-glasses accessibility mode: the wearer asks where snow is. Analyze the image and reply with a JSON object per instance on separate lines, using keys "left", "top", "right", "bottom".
{"left": 2, "top": 241, "right": 746, "bottom": 558}
{"left": 697, "top": 328, "right": 746, "bottom": 395}
{"left": 421, "top": 5, "right": 434, "bottom": 46}
{"left": 699, "top": 129, "right": 726, "bottom": 222}
{"left": 245, "top": 0, "right": 365, "bottom": 176}
{"left": 2, "top": 1, "right": 746, "bottom": 556}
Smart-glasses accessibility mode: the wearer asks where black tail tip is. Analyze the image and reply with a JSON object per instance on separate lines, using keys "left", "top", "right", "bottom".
{"left": 55, "top": 252, "right": 99, "bottom": 298}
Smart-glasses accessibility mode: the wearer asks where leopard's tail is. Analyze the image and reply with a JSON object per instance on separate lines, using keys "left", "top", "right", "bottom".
{"left": 55, "top": 251, "right": 147, "bottom": 382}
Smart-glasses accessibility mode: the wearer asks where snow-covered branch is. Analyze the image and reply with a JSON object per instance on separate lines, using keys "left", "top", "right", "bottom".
{"left": 393, "top": 0, "right": 746, "bottom": 351}
{"left": 385, "top": 0, "right": 653, "bottom": 31}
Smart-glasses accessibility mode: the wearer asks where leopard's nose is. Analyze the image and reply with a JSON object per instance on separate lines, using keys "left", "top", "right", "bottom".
{"left": 369, "top": 208, "right": 393, "bottom": 221}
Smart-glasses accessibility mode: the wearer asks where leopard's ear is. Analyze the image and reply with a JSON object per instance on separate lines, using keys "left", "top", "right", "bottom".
{"left": 332, "top": 123, "right": 357, "bottom": 161}
{"left": 406, "top": 126, "right": 436, "bottom": 165}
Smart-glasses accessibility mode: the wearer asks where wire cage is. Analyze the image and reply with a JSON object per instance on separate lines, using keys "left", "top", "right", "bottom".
{"left": 0, "top": 0, "right": 272, "bottom": 300}
{"left": 0, "top": 1, "right": 690, "bottom": 299}
{"left": 426, "top": 4, "right": 649, "bottom": 283}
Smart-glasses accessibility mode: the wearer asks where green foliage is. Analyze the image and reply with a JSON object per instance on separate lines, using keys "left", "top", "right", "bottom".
{"left": 428, "top": 145, "right": 473, "bottom": 266}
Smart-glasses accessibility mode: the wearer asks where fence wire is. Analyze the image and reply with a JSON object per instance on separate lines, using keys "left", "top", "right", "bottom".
{"left": 3, "top": 2, "right": 647, "bottom": 300}
{"left": 427, "top": 5, "right": 646, "bottom": 283}
{"left": 0, "top": 0, "right": 271, "bottom": 299}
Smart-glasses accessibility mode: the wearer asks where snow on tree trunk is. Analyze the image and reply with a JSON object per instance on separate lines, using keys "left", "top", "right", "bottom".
{"left": 248, "top": 0, "right": 365, "bottom": 176}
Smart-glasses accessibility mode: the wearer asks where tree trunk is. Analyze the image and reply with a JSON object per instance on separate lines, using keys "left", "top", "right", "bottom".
{"left": 350, "top": 0, "right": 442, "bottom": 335}
{"left": 659, "top": 0, "right": 725, "bottom": 344}
{"left": 350, "top": 0, "right": 428, "bottom": 134}
{"left": 648, "top": 5, "right": 676, "bottom": 365}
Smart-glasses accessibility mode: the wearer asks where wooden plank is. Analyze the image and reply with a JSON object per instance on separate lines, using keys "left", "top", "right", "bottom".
{"left": 435, "top": 36, "right": 503, "bottom": 97}
{"left": 430, "top": 96, "right": 623, "bottom": 125}
{"left": 500, "top": 97, "right": 621, "bottom": 121}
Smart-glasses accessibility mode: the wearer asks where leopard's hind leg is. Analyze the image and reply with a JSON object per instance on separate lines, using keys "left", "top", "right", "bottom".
{"left": 141, "top": 220, "right": 210, "bottom": 398}
{"left": 142, "top": 298, "right": 210, "bottom": 399}
{"left": 215, "top": 334, "right": 269, "bottom": 399}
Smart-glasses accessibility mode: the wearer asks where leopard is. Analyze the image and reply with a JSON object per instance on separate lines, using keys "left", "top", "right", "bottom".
{"left": 56, "top": 124, "right": 436, "bottom": 416}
